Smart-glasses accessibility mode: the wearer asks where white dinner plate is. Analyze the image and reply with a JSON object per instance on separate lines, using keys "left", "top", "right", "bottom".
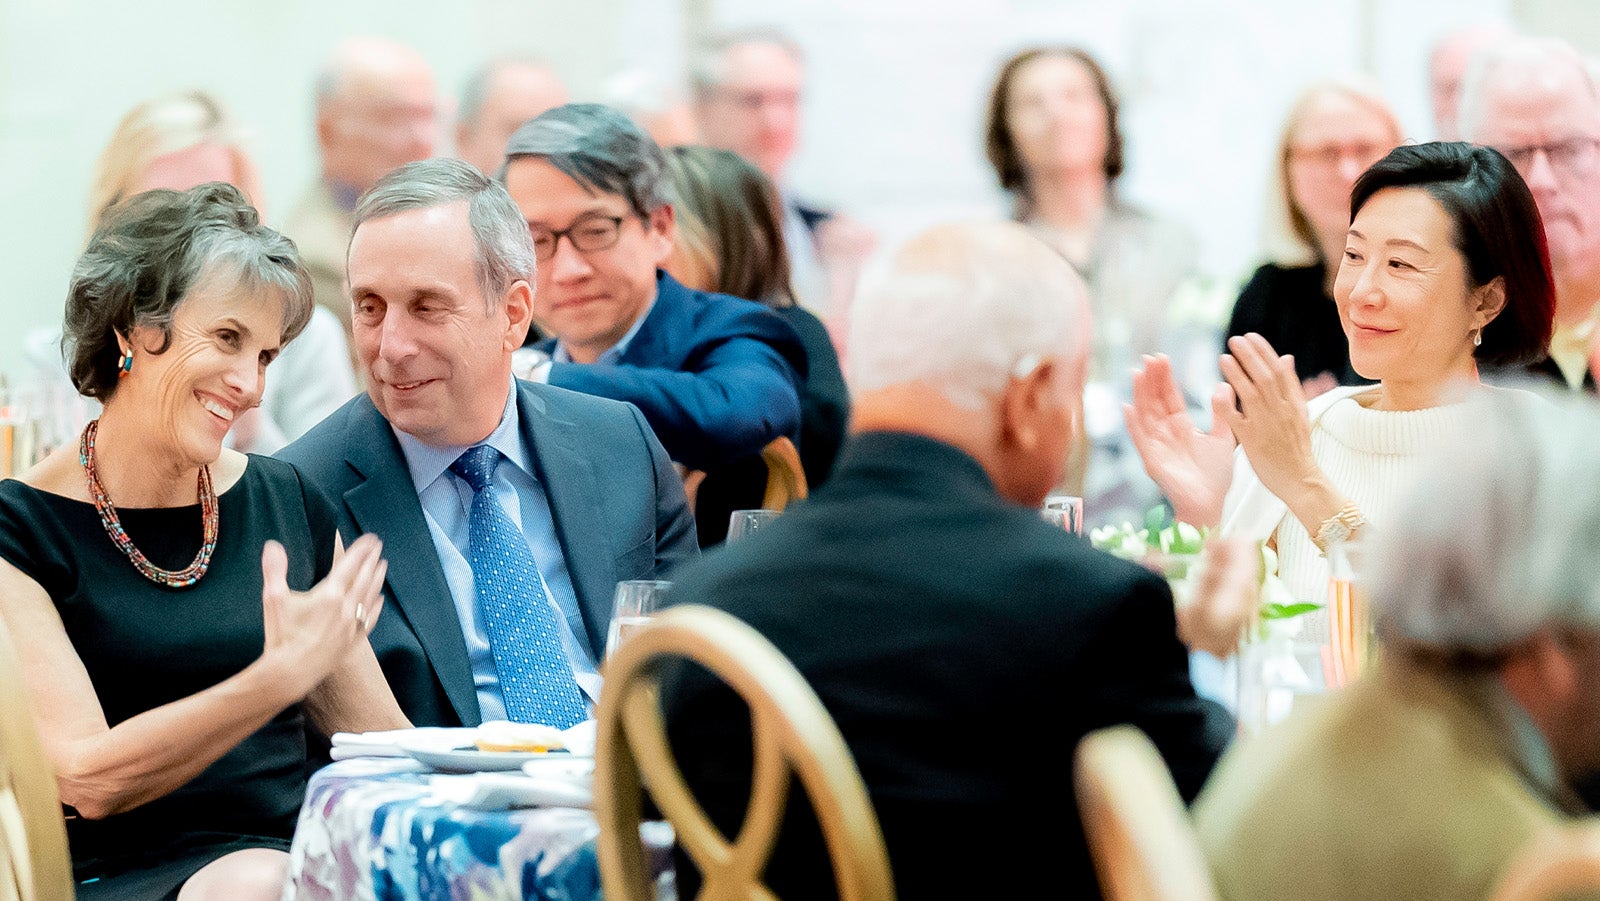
{"left": 397, "top": 739, "right": 590, "bottom": 774}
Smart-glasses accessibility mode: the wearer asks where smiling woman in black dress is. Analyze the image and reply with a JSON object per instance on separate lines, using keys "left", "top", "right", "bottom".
{"left": 0, "top": 184, "right": 407, "bottom": 900}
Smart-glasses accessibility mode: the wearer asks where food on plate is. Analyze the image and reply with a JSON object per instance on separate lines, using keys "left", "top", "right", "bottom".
{"left": 473, "top": 720, "right": 568, "bottom": 753}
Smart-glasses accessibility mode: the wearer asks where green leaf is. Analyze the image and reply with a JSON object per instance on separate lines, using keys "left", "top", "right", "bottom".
{"left": 1144, "top": 506, "right": 1168, "bottom": 548}
{"left": 1262, "top": 602, "right": 1321, "bottom": 620}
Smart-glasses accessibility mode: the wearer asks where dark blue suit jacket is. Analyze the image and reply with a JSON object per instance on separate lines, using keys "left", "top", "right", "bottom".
{"left": 538, "top": 270, "right": 807, "bottom": 473}
{"left": 278, "top": 381, "right": 698, "bottom": 727}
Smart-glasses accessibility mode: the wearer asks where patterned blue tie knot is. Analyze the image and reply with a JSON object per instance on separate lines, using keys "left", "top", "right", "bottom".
{"left": 450, "top": 445, "right": 501, "bottom": 492}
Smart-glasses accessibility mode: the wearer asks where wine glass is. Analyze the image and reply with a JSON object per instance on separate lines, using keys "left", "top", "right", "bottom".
{"left": 726, "top": 509, "right": 780, "bottom": 543}
{"left": 1040, "top": 494, "right": 1083, "bottom": 535}
{"left": 606, "top": 580, "right": 671, "bottom": 661}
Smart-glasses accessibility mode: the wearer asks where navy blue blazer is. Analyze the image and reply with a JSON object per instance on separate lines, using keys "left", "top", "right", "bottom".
{"left": 538, "top": 270, "right": 808, "bottom": 472}
{"left": 277, "top": 381, "right": 699, "bottom": 727}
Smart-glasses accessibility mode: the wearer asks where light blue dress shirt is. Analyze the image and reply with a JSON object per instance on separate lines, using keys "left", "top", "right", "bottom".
{"left": 392, "top": 382, "right": 601, "bottom": 721}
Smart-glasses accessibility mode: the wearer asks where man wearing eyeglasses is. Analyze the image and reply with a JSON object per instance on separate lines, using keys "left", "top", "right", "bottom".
{"left": 500, "top": 104, "right": 807, "bottom": 546}
{"left": 1463, "top": 36, "right": 1600, "bottom": 391}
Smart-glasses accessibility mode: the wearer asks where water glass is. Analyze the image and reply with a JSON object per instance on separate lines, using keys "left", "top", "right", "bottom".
{"left": 1325, "top": 538, "right": 1375, "bottom": 688}
{"left": 1040, "top": 494, "right": 1083, "bottom": 535}
{"left": 726, "top": 509, "right": 780, "bottom": 543}
{"left": 606, "top": 580, "right": 670, "bottom": 660}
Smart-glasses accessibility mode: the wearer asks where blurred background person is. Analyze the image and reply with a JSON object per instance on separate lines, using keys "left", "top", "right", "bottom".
{"left": 1226, "top": 79, "right": 1402, "bottom": 397}
{"left": 285, "top": 37, "right": 439, "bottom": 349}
{"left": 1129, "top": 142, "right": 1554, "bottom": 636}
{"left": 24, "top": 90, "right": 356, "bottom": 454}
{"left": 1464, "top": 36, "right": 1600, "bottom": 391}
{"left": 662, "top": 144, "right": 849, "bottom": 495}
{"left": 1197, "top": 390, "right": 1600, "bottom": 901}
{"left": 455, "top": 57, "right": 569, "bottom": 175}
{"left": 0, "top": 184, "right": 402, "bottom": 901}
{"left": 602, "top": 67, "right": 701, "bottom": 148}
{"left": 694, "top": 28, "right": 877, "bottom": 328}
{"left": 986, "top": 45, "right": 1202, "bottom": 528}
{"left": 1428, "top": 21, "right": 1515, "bottom": 141}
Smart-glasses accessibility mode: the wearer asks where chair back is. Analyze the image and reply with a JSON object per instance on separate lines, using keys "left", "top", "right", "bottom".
{"left": 1075, "top": 725, "right": 1215, "bottom": 901}
{"left": 1492, "top": 825, "right": 1600, "bottom": 901}
{"left": 0, "top": 614, "right": 73, "bottom": 901}
{"left": 759, "top": 437, "right": 807, "bottom": 512}
{"left": 594, "top": 604, "right": 894, "bottom": 901}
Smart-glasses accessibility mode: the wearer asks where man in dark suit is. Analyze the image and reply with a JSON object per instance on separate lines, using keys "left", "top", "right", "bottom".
{"left": 280, "top": 159, "right": 697, "bottom": 729}
{"left": 660, "top": 222, "right": 1232, "bottom": 899}
{"left": 499, "top": 103, "right": 808, "bottom": 546}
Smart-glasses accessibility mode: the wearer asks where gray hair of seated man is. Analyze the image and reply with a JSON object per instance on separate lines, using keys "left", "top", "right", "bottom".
{"left": 1370, "top": 389, "right": 1600, "bottom": 658}
{"left": 1458, "top": 36, "right": 1600, "bottom": 140}
{"left": 499, "top": 103, "right": 671, "bottom": 220}
{"left": 845, "top": 221, "right": 1090, "bottom": 411}
{"left": 351, "top": 157, "right": 536, "bottom": 309}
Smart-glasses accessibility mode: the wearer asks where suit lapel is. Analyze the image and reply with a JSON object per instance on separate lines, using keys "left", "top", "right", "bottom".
{"left": 516, "top": 384, "right": 616, "bottom": 655}
{"left": 617, "top": 270, "right": 686, "bottom": 367}
{"left": 342, "top": 401, "right": 479, "bottom": 725}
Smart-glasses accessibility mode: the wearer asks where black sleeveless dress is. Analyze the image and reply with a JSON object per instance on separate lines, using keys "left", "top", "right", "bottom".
{"left": 0, "top": 456, "right": 338, "bottom": 900}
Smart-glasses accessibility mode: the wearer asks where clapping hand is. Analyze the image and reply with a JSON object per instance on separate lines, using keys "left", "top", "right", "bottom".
{"left": 1124, "top": 354, "right": 1238, "bottom": 528}
{"left": 1216, "top": 334, "right": 1321, "bottom": 508}
{"left": 1176, "top": 537, "right": 1259, "bottom": 658}
{"left": 260, "top": 533, "right": 388, "bottom": 697}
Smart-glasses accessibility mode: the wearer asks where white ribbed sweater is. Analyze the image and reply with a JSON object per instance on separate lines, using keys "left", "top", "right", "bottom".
{"left": 1220, "top": 385, "right": 1526, "bottom": 635}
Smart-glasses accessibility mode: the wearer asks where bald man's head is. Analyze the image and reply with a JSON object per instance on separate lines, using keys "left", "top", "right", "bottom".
{"left": 316, "top": 37, "right": 439, "bottom": 194}
{"left": 848, "top": 222, "right": 1090, "bottom": 505}
{"left": 456, "top": 60, "right": 569, "bottom": 175}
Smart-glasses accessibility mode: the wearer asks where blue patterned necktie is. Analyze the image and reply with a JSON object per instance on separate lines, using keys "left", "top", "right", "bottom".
{"left": 450, "top": 444, "right": 588, "bottom": 728}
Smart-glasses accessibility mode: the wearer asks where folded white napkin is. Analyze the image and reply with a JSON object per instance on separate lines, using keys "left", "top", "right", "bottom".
{"left": 330, "top": 720, "right": 597, "bottom": 761}
{"left": 428, "top": 762, "right": 594, "bottom": 810}
{"left": 329, "top": 727, "right": 476, "bottom": 761}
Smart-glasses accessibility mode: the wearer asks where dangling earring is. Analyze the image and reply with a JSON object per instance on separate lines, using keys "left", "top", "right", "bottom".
{"left": 1472, "top": 329, "right": 1483, "bottom": 348}
{"left": 117, "top": 346, "right": 134, "bottom": 377}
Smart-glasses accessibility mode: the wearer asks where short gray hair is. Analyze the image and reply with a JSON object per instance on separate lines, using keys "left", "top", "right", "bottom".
{"left": 690, "top": 28, "right": 805, "bottom": 97}
{"left": 1459, "top": 36, "right": 1600, "bottom": 140}
{"left": 1371, "top": 389, "right": 1600, "bottom": 659}
{"left": 500, "top": 103, "right": 670, "bottom": 219}
{"left": 847, "top": 221, "right": 1089, "bottom": 410}
{"left": 351, "top": 158, "right": 535, "bottom": 307}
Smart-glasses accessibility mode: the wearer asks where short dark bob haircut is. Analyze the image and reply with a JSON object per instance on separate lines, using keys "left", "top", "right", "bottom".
{"left": 985, "top": 47, "right": 1124, "bottom": 204}
{"left": 64, "top": 182, "right": 313, "bottom": 400}
{"left": 1349, "top": 141, "right": 1554, "bottom": 367}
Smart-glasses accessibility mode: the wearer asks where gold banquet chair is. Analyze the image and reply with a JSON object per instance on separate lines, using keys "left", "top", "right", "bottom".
{"left": 1075, "top": 725, "right": 1216, "bottom": 901}
{"left": 1491, "top": 825, "right": 1600, "bottom": 901}
{"left": 0, "top": 614, "right": 73, "bottom": 901}
{"left": 594, "top": 604, "right": 894, "bottom": 901}
{"left": 678, "top": 437, "right": 810, "bottom": 514}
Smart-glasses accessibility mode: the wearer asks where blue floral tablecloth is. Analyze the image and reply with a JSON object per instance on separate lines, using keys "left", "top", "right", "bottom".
{"left": 286, "top": 757, "right": 672, "bottom": 900}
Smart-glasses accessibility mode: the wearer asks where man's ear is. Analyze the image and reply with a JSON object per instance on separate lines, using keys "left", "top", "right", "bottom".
{"left": 647, "top": 203, "right": 677, "bottom": 267}
{"left": 1502, "top": 631, "right": 1578, "bottom": 721}
{"left": 501, "top": 280, "right": 535, "bottom": 350}
{"left": 998, "top": 359, "right": 1056, "bottom": 453}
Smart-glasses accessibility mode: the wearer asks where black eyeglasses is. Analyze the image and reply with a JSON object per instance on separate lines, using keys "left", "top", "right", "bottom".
{"left": 529, "top": 215, "right": 624, "bottom": 262}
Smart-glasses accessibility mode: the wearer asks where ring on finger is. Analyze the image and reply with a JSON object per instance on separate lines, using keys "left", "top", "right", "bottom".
{"left": 354, "top": 602, "right": 367, "bottom": 630}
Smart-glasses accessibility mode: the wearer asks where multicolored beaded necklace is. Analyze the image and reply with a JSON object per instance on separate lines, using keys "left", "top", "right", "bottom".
{"left": 79, "top": 420, "right": 218, "bottom": 588}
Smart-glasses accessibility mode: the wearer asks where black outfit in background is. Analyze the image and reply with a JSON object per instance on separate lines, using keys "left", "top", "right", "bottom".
{"left": 662, "top": 432, "right": 1229, "bottom": 899}
{"left": 1226, "top": 262, "right": 1365, "bottom": 386}
{"left": 0, "top": 458, "right": 338, "bottom": 900}
{"left": 693, "top": 303, "right": 850, "bottom": 545}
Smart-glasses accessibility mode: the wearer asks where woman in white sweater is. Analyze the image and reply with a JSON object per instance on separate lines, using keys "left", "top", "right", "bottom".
{"left": 1127, "top": 141, "right": 1556, "bottom": 617}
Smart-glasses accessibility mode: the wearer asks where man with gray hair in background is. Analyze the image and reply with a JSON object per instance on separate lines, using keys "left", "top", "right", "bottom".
{"left": 659, "top": 221, "right": 1233, "bottom": 899}
{"left": 500, "top": 103, "right": 807, "bottom": 547}
{"left": 455, "top": 58, "right": 569, "bottom": 175}
{"left": 281, "top": 158, "right": 696, "bottom": 730}
{"left": 1463, "top": 35, "right": 1600, "bottom": 390}
{"left": 1197, "top": 391, "right": 1600, "bottom": 900}
{"left": 286, "top": 37, "right": 440, "bottom": 346}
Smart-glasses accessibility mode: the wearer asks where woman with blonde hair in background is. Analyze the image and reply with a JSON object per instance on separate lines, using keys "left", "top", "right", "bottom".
{"left": 27, "top": 90, "right": 356, "bottom": 454}
{"left": 661, "top": 145, "right": 850, "bottom": 544}
{"left": 1225, "top": 79, "right": 1403, "bottom": 397}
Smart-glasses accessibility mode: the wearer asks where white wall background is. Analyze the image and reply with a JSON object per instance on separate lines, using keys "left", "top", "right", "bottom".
{"left": 4, "top": 0, "right": 1578, "bottom": 385}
